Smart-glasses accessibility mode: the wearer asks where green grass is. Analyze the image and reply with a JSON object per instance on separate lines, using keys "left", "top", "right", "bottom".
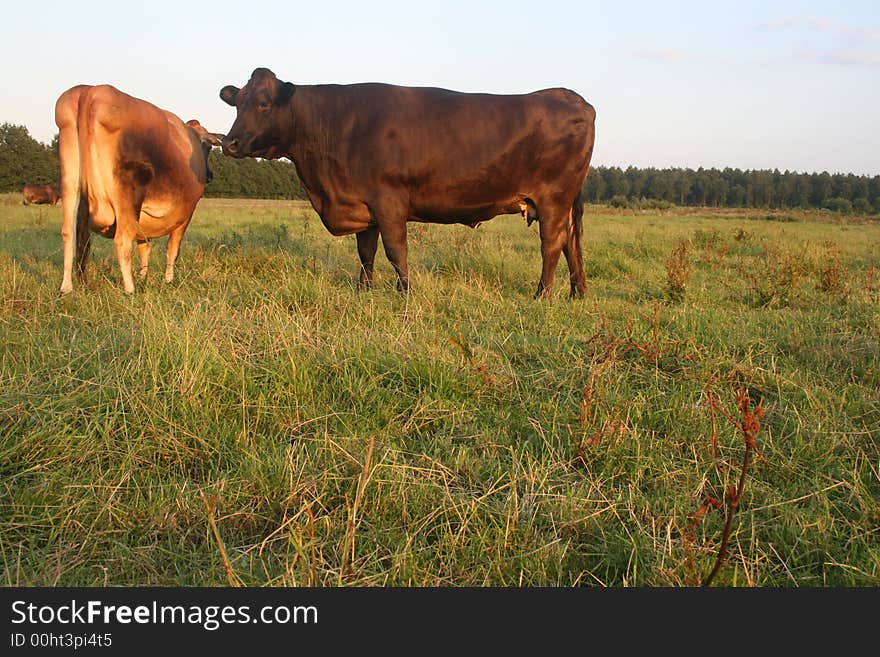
{"left": 1, "top": 193, "right": 878, "bottom": 586}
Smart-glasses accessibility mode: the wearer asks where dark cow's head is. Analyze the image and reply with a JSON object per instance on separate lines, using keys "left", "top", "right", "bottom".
{"left": 185, "top": 120, "right": 225, "bottom": 184}
{"left": 219, "top": 68, "right": 295, "bottom": 159}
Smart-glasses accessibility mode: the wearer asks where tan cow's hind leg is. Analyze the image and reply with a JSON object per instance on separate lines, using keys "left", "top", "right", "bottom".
{"left": 114, "top": 234, "right": 136, "bottom": 294}
{"left": 56, "top": 92, "right": 83, "bottom": 295}
{"left": 60, "top": 200, "right": 76, "bottom": 294}
{"left": 112, "top": 201, "right": 139, "bottom": 294}
{"left": 75, "top": 206, "right": 91, "bottom": 280}
{"left": 137, "top": 240, "right": 152, "bottom": 279}
{"left": 164, "top": 224, "right": 187, "bottom": 283}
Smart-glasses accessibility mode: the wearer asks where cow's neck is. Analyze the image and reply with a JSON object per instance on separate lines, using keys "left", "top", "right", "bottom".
{"left": 284, "top": 87, "right": 340, "bottom": 204}
{"left": 286, "top": 86, "right": 344, "bottom": 160}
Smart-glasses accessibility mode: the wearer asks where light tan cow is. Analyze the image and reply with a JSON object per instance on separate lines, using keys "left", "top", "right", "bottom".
{"left": 55, "top": 84, "right": 223, "bottom": 294}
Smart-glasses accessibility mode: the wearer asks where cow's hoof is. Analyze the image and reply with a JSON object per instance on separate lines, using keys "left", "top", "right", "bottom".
{"left": 534, "top": 286, "right": 552, "bottom": 300}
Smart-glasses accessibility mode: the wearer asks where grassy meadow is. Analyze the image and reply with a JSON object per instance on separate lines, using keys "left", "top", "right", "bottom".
{"left": 1, "top": 193, "right": 878, "bottom": 586}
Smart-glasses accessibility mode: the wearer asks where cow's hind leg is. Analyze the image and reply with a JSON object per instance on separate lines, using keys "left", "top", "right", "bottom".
{"left": 75, "top": 199, "right": 91, "bottom": 281}
{"left": 57, "top": 101, "right": 81, "bottom": 294}
{"left": 533, "top": 201, "right": 571, "bottom": 299}
{"left": 113, "top": 230, "right": 137, "bottom": 294}
{"left": 137, "top": 239, "right": 152, "bottom": 279}
{"left": 111, "top": 200, "right": 140, "bottom": 294}
{"left": 562, "top": 241, "right": 586, "bottom": 299}
{"left": 356, "top": 224, "right": 379, "bottom": 290}
{"left": 164, "top": 224, "right": 188, "bottom": 284}
{"left": 564, "top": 193, "right": 587, "bottom": 298}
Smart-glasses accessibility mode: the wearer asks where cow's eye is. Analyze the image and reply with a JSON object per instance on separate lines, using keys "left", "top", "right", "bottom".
{"left": 257, "top": 101, "right": 271, "bottom": 111}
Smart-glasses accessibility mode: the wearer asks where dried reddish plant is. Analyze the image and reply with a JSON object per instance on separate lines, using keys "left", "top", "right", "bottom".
{"left": 816, "top": 243, "right": 845, "bottom": 294}
{"left": 571, "top": 364, "right": 620, "bottom": 466}
{"left": 866, "top": 264, "right": 876, "bottom": 294}
{"left": 450, "top": 336, "right": 495, "bottom": 386}
{"left": 700, "top": 389, "right": 765, "bottom": 586}
{"left": 683, "top": 495, "right": 722, "bottom": 585}
{"left": 665, "top": 239, "right": 692, "bottom": 302}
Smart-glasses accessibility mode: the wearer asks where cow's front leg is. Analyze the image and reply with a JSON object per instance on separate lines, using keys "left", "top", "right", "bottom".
{"left": 137, "top": 239, "right": 152, "bottom": 279}
{"left": 377, "top": 217, "right": 409, "bottom": 293}
{"left": 356, "top": 224, "right": 380, "bottom": 290}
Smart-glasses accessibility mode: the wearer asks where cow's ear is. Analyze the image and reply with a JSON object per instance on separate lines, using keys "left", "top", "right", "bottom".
{"left": 277, "top": 81, "right": 295, "bottom": 104}
{"left": 199, "top": 132, "right": 225, "bottom": 147}
{"left": 220, "top": 85, "right": 239, "bottom": 106}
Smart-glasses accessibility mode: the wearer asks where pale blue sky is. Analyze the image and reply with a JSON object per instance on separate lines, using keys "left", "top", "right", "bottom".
{"left": 2, "top": 0, "right": 878, "bottom": 175}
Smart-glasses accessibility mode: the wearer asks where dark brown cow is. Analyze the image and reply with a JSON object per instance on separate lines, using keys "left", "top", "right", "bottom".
{"left": 22, "top": 184, "right": 60, "bottom": 206}
{"left": 219, "top": 68, "right": 596, "bottom": 297}
{"left": 54, "top": 84, "right": 223, "bottom": 294}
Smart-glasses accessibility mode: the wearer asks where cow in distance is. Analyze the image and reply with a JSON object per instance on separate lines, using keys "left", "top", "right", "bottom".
{"left": 22, "top": 184, "right": 61, "bottom": 206}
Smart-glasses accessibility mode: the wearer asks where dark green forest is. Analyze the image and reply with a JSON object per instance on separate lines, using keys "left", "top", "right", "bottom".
{"left": 0, "top": 124, "right": 60, "bottom": 192}
{"left": 2, "top": 123, "right": 878, "bottom": 214}
{"left": 205, "top": 149, "right": 306, "bottom": 199}
{"left": 583, "top": 164, "right": 880, "bottom": 214}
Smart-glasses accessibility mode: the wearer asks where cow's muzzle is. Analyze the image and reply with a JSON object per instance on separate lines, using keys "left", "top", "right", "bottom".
{"left": 221, "top": 137, "right": 241, "bottom": 157}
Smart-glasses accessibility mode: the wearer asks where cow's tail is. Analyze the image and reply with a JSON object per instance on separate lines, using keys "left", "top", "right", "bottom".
{"left": 570, "top": 188, "right": 584, "bottom": 260}
{"left": 55, "top": 86, "right": 86, "bottom": 294}
{"left": 572, "top": 101, "right": 595, "bottom": 265}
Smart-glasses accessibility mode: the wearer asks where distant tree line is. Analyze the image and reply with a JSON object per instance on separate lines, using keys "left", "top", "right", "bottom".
{"left": 582, "top": 165, "right": 880, "bottom": 214}
{"left": 2, "top": 123, "right": 878, "bottom": 213}
{"left": 204, "top": 150, "right": 307, "bottom": 199}
{"left": 0, "top": 123, "right": 60, "bottom": 191}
